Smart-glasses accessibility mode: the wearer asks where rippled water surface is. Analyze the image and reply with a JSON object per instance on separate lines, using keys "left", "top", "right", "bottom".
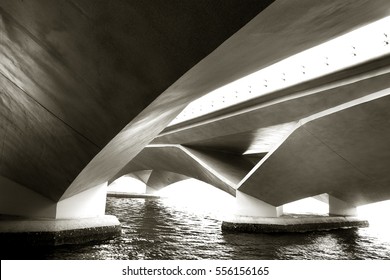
{"left": 5, "top": 197, "right": 390, "bottom": 259}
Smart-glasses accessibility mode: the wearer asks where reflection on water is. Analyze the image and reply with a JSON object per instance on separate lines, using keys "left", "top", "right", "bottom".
{"left": 2, "top": 197, "right": 390, "bottom": 260}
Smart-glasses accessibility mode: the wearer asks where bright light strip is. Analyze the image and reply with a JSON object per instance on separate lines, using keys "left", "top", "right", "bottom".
{"left": 169, "top": 16, "right": 390, "bottom": 126}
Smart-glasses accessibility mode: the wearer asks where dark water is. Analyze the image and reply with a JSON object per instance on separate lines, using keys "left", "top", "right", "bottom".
{"left": 3, "top": 197, "right": 390, "bottom": 260}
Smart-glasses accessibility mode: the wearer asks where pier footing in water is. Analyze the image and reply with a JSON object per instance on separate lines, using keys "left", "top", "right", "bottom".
{"left": 222, "top": 215, "right": 368, "bottom": 233}
{"left": 0, "top": 215, "right": 121, "bottom": 246}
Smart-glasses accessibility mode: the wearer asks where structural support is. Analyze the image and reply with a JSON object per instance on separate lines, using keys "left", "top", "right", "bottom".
{"left": 0, "top": 175, "right": 57, "bottom": 218}
{"left": 0, "top": 178, "right": 121, "bottom": 246}
{"left": 145, "top": 186, "right": 158, "bottom": 194}
{"left": 313, "top": 193, "right": 358, "bottom": 216}
{"left": 56, "top": 182, "right": 108, "bottom": 219}
{"left": 222, "top": 191, "right": 367, "bottom": 233}
{"left": 328, "top": 195, "right": 357, "bottom": 216}
{"left": 234, "top": 190, "right": 283, "bottom": 218}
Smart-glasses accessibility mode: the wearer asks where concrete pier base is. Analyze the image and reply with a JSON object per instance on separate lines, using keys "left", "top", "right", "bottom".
{"left": 107, "top": 191, "right": 162, "bottom": 199}
{"left": 222, "top": 215, "right": 369, "bottom": 233}
{"left": 0, "top": 215, "right": 121, "bottom": 246}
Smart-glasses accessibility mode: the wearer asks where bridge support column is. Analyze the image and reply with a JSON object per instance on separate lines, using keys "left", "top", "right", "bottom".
{"left": 0, "top": 177, "right": 121, "bottom": 247}
{"left": 145, "top": 186, "right": 158, "bottom": 194}
{"left": 222, "top": 190, "right": 367, "bottom": 233}
{"left": 234, "top": 191, "right": 283, "bottom": 218}
{"left": 328, "top": 195, "right": 357, "bottom": 216}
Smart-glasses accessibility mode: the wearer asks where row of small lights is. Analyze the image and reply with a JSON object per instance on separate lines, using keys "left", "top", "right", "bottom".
{"left": 168, "top": 17, "right": 390, "bottom": 126}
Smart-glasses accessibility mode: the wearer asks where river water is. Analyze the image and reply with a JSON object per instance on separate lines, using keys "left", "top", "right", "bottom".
{"left": 6, "top": 197, "right": 390, "bottom": 260}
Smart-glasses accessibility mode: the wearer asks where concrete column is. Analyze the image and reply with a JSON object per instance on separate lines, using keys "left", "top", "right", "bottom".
{"left": 0, "top": 175, "right": 57, "bottom": 218}
{"left": 145, "top": 186, "right": 158, "bottom": 194}
{"left": 221, "top": 191, "right": 367, "bottom": 233}
{"left": 56, "top": 182, "right": 108, "bottom": 219}
{"left": 328, "top": 195, "right": 357, "bottom": 216}
{"left": 222, "top": 191, "right": 367, "bottom": 233}
{"left": 235, "top": 190, "right": 283, "bottom": 218}
{"left": 0, "top": 177, "right": 121, "bottom": 246}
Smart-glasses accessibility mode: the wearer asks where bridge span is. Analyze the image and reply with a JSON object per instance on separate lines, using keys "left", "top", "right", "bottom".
{"left": 113, "top": 55, "right": 390, "bottom": 220}
{"left": 1, "top": 0, "right": 390, "bottom": 244}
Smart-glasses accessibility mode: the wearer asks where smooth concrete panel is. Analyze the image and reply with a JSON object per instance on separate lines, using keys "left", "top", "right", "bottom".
{"left": 0, "top": 175, "right": 56, "bottom": 218}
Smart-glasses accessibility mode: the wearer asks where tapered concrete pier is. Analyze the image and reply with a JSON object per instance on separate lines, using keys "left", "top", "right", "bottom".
{"left": 221, "top": 192, "right": 368, "bottom": 233}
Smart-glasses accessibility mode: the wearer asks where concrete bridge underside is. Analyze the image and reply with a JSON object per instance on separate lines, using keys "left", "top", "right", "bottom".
{"left": 1, "top": 0, "right": 390, "bottom": 242}
{"left": 118, "top": 55, "right": 390, "bottom": 218}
